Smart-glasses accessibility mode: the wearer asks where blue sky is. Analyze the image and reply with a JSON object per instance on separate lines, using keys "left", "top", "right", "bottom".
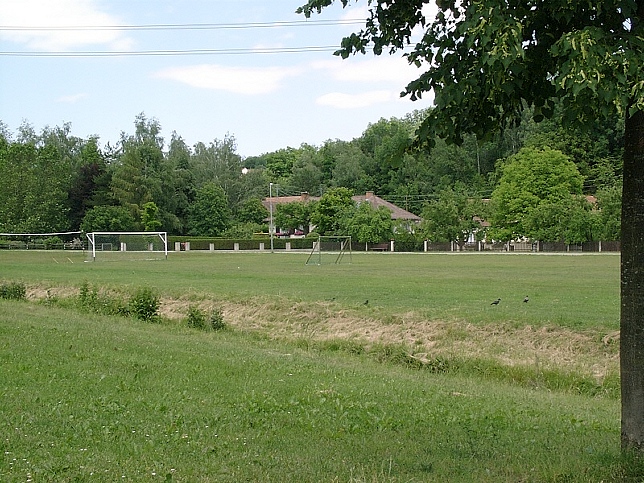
{"left": 0, "top": 0, "right": 432, "bottom": 158}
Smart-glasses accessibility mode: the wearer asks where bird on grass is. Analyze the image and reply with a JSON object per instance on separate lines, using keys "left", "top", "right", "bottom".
{"left": 523, "top": 295, "right": 529, "bottom": 303}
{"left": 490, "top": 298, "right": 501, "bottom": 305}
{"left": 363, "top": 299, "right": 369, "bottom": 306}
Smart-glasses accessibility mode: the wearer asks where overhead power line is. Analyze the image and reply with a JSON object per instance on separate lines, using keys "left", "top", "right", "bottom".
{"left": 0, "top": 18, "right": 366, "bottom": 32}
{"left": 0, "top": 18, "right": 363, "bottom": 57}
{"left": 0, "top": 45, "right": 341, "bottom": 57}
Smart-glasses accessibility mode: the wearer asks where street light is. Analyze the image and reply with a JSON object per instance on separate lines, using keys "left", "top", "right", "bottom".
{"left": 269, "top": 182, "right": 274, "bottom": 253}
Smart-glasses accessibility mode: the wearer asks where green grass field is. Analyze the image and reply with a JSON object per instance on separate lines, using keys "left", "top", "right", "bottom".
{"left": 0, "top": 251, "right": 631, "bottom": 482}
{"left": 0, "top": 250, "right": 620, "bottom": 328}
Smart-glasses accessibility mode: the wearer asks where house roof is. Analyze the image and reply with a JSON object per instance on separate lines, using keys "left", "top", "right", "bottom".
{"left": 353, "top": 192, "right": 421, "bottom": 221}
{"left": 262, "top": 191, "right": 421, "bottom": 222}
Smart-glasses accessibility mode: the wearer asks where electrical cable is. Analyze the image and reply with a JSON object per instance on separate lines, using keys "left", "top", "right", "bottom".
{"left": 0, "top": 19, "right": 366, "bottom": 32}
{"left": 0, "top": 46, "right": 341, "bottom": 57}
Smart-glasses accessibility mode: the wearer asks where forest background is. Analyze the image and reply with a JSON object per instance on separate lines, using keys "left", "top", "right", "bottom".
{"left": 0, "top": 104, "right": 623, "bottom": 247}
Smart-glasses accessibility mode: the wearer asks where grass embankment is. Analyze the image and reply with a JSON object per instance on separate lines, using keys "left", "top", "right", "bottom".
{"left": 0, "top": 251, "right": 630, "bottom": 481}
{"left": 3, "top": 251, "right": 621, "bottom": 394}
{"left": 0, "top": 300, "right": 630, "bottom": 482}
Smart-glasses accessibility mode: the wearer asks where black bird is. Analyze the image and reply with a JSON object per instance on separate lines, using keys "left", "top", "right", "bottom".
{"left": 523, "top": 295, "right": 529, "bottom": 303}
{"left": 490, "top": 298, "right": 501, "bottom": 305}
{"left": 363, "top": 299, "right": 369, "bottom": 305}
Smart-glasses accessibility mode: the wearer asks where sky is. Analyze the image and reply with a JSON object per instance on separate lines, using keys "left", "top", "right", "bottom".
{"left": 0, "top": 0, "right": 434, "bottom": 158}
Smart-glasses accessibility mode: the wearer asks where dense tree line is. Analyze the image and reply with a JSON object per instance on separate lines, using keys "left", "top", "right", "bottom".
{"left": 0, "top": 105, "right": 622, "bottom": 245}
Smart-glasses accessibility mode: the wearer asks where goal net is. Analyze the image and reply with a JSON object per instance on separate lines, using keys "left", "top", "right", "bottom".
{"left": 306, "top": 235, "right": 352, "bottom": 265}
{"left": 0, "top": 231, "right": 83, "bottom": 250}
{"left": 86, "top": 232, "right": 168, "bottom": 261}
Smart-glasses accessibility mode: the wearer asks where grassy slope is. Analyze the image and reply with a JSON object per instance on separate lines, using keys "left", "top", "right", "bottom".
{"left": 0, "top": 251, "right": 628, "bottom": 481}
{"left": 1, "top": 252, "right": 621, "bottom": 384}
{"left": 0, "top": 300, "right": 626, "bottom": 482}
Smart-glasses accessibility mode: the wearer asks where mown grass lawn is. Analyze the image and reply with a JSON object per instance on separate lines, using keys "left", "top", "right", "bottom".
{"left": 0, "top": 250, "right": 630, "bottom": 482}
{"left": 0, "top": 300, "right": 627, "bottom": 482}
{"left": 0, "top": 250, "right": 620, "bottom": 328}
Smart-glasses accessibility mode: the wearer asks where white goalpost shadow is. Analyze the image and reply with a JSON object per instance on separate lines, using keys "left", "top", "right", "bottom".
{"left": 86, "top": 232, "right": 168, "bottom": 261}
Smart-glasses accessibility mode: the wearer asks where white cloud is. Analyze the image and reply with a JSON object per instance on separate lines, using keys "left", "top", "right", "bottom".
{"left": 0, "top": 0, "right": 133, "bottom": 51}
{"left": 316, "top": 90, "right": 396, "bottom": 109}
{"left": 312, "top": 56, "right": 420, "bottom": 85}
{"left": 154, "top": 64, "right": 302, "bottom": 95}
{"left": 340, "top": 5, "right": 369, "bottom": 21}
{"left": 56, "top": 93, "right": 88, "bottom": 103}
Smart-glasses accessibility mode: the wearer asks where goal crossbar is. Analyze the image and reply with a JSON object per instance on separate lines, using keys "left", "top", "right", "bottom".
{"left": 86, "top": 231, "right": 168, "bottom": 261}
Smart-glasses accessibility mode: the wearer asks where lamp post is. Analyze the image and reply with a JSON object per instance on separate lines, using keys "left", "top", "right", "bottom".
{"left": 269, "top": 182, "right": 274, "bottom": 253}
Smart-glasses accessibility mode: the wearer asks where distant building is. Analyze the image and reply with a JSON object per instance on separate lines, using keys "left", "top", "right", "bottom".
{"left": 353, "top": 191, "right": 422, "bottom": 223}
{"left": 261, "top": 191, "right": 421, "bottom": 235}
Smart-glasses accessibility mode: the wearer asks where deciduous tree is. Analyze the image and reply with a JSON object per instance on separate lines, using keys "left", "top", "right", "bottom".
{"left": 187, "top": 182, "right": 231, "bottom": 237}
{"left": 343, "top": 202, "right": 393, "bottom": 246}
{"left": 420, "top": 188, "right": 482, "bottom": 249}
{"left": 80, "top": 205, "right": 137, "bottom": 233}
{"left": 141, "top": 202, "right": 162, "bottom": 232}
{"left": 310, "top": 187, "right": 355, "bottom": 235}
{"left": 275, "top": 202, "right": 312, "bottom": 235}
{"left": 299, "top": 0, "right": 644, "bottom": 449}
{"left": 490, "top": 147, "right": 584, "bottom": 241}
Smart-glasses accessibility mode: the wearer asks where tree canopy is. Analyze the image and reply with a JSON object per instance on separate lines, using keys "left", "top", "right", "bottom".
{"left": 421, "top": 187, "right": 482, "bottom": 248}
{"left": 187, "top": 183, "right": 231, "bottom": 237}
{"left": 298, "top": 0, "right": 643, "bottom": 146}
{"left": 298, "top": 0, "right": 644, "bottom": 450}
{"left": 490, "top": 147, "right": 584, "bottom": 241}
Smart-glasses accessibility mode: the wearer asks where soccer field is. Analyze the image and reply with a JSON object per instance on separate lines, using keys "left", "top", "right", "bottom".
{"left": 0, "top": 250, "right": 620, "bottom": 330}
{"left": 0, "top": 250, "right": 628, "bottom": 481}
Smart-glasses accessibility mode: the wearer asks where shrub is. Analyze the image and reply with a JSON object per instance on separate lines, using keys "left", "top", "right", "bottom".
{"left": 43, "top": 236, "right": 63, "bottom": 249}
{"left": 78, "top": 281, "right": 129, "bottom": 316}
{"left": 79, "top": 280, "right": 97, "bottom": 307}
{"left": 0, "top": 281, "right": 27, "bottom": 300}
{"left": 209, "top": 308, "right": 226, "bottom": 331}
{"left": 186, "top": 305, "right": 207, "bottom": 330}
{"left": 185, "top": 305, "right": 225, "bottom": 331}
{"left": 129, "top": 287, "right": 160, "bottom": 322}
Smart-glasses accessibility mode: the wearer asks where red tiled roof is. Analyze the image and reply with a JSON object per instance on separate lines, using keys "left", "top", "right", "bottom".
{"left": 353, "top": 192, "right": 421, "bottom": 221}
{"left": 262, "top": 191, "right": 421, "bottom": 221}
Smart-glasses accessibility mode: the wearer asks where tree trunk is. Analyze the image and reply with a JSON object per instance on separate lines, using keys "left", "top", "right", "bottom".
{"left": 621, "top": 107, "right": 644, "bottom": 450}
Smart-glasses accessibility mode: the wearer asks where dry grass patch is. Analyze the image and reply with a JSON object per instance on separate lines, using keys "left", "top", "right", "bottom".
{"left": 214, "top": 296, "right": 619, "bottom": 384}
{"left": 23, "top": 285, "right": 619, "bottom": 387}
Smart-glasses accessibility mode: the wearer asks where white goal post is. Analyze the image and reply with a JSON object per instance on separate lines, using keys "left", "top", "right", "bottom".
{"left": 306, "top": 235, "right": 352, "bottom": 265}
{"left": 86, "top": 231, "right": 168, "bottom": 261}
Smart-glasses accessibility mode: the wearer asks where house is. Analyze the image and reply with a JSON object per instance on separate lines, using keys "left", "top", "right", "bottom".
{"left": 261, "top": 191, "right": 421, "bottom": 235}
{"left": 353, "top": 191, "right": 421, "bottom": 223}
